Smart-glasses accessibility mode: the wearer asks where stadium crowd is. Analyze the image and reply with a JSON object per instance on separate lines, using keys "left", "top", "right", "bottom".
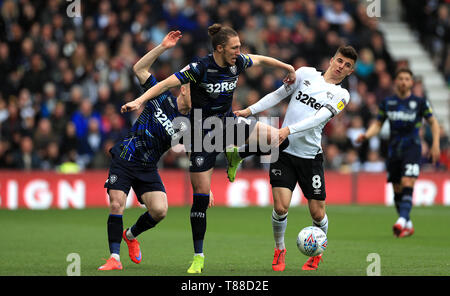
{"left": 0, "top": 0, "right": 448, "bottom": 173}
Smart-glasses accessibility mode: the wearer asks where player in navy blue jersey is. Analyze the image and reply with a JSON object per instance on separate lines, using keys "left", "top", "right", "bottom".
{"left": 121, "top": 23, "right": 296, "bottom": 273}
{"left": 357, "top": 68, "right": 440, "bottom": 238}
{"left": 98, "top": 31, "right": 192, "bottom": 271}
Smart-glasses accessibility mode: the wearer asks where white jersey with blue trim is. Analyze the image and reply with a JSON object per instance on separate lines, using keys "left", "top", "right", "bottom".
{"left": 250, "top": 67, "right": 350, "bottom": 159}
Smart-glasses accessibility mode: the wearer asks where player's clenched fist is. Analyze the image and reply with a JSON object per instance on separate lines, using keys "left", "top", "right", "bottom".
{"left": 121, "top": 99, "right": 142, "bottom": 113}
{"left": 233, "top": 108, "right": 251, "bottom": 118}
{"left": 355, "top": 133, "right": 366, "bottom": 144}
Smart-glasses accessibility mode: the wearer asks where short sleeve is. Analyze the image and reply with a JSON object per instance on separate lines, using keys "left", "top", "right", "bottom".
{"left": 422, "top": 98, "right": 433, "bottom": 119}
{"left": 174, "top": 61, "right": 205, "bottom": 84}
{"left": 237, "top": 53, "right": 253, "bottom": 70}
{"left": 140, "top": 75, "right": 158, "bottom": 92}
{"left": 376, "top": 99, "right": 387, "bottom": 122}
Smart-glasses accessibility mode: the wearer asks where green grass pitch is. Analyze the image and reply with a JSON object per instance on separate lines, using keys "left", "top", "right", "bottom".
{"left": 0, "top": 205, "right": 449, "bottom": 276}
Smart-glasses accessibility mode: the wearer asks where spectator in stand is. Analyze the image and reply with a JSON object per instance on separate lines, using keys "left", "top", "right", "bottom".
{"left": 33, "top": 117, "right": 57, "bottom": 160}
{"left": 324, "top": 143, "right": 344, "bottom": 171}
{"left": 341, "top": 148, "right": 361, "bottom": 173}
{"left": 41, "top": 140, "right": 61, "bottom": 171}
{"left": 50, "top": 101, "right": 68, "bottom": 137}
{"left": 11, "top": 135, "right": 41, "bottom": 170}
{"left": 71, "top": 98, "right": 103, "bottom": 140}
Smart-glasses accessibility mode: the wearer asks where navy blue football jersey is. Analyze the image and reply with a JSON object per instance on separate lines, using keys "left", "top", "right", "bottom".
{"left": 174, "top": 53, "right": 253, "bottom": 117}
{"left": 111, "top": 75, "right": 186, "bottom": 166}
{"left": 377, "top": 94, "right": 433, "bottom": 146}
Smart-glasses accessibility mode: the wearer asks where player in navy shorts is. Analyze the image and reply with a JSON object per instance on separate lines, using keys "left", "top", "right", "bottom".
{"left": 121, "top": 23, "right": 296, "bottom": 273}
{"left": 98, "top": 31, "right": 191, "bottom": 271}
{"left": 357, "top": 68, "right": 440, "bottom": 238}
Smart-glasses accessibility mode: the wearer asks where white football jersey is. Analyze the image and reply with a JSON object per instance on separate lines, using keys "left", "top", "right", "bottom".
{"left": 250, "top": 67, "right": 350, "bottom": 159}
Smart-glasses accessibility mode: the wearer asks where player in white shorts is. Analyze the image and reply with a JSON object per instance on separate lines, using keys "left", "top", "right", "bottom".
{"left": 234, "top": 46, "right": 358, "bottom": 271}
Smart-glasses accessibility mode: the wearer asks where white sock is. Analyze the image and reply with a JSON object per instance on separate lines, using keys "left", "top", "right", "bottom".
{"left": 396, "top": 217, "right": 407, "bottom": 228}
{"left": 405, "top": 220, "right": 413, "bottom": 229}
{"left": 110, "top": 253, "right": 120, "bottom": 261}
{"left": 313, "top": 214, "right": 328, "bottom": 235}
{"left": 126, "top": 228, "right": 136, "bottom": 240}
{"left": 194, "top": 253, "right": 204, "bottom": 257}
{"left": 272, "top": 209, "right": 288, "bottom": 250}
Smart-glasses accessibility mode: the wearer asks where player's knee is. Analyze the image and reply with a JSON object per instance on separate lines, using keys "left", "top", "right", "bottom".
{"left": 401, "top": 177, "right": 416, "bottom": 188}
{"left": 192, "top": 184, "right": 210, "bottom": 195}
{"left": 108, "top": 193, "right": 126, "bottom": 214}
{"left": 310, "top": 209, "right": 325, "bottom": 222}
{"left": 273, "top": 204, "right": 289, "bottom": 216}
{"left": 150, "top": 205, "right": 167, "bottom": 221}
{"left": 109, "top": 200, "right": 125, "bottom": 214}
{"left": 309, "top": 203, "right": 325, "bottom": 221}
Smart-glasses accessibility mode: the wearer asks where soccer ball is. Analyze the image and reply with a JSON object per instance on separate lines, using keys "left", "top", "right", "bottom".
{"left": 296, "top": 226, "right": 327, "bottom": 257}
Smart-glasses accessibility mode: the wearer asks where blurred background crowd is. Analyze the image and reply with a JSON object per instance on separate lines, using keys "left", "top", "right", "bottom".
{"left": 0, "top": 0, "right": 448, "bottom": 173}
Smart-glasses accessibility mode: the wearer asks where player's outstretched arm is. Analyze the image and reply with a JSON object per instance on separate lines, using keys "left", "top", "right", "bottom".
{"left": 276, "top": 106, "right": 334, "bottom": 145}
{"left": 234, "top": 81, "right": 295, "bottom": 118}
{"left": 248, "top": 54, "right": 296, "bottom": 84}
{"left": 121, "top": 74, "right": 182, "bottom": 113}
{"left": 427, "top": 116, "right": 441, "bottom": 164}
{"left": 356, "top": 119, "right": 383, "bottom": 143}
{"left": 133, "top": 30, "right": 182, "bottom": 85}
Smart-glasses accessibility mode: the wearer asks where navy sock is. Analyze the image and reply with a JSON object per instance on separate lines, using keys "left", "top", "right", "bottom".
{"left": 130, "top": 211, "right": 159, "bottom": 238}
{"left": 107, "top": 214, "right": 123, "bottom": 255}
{"left": 393, "top": 192, "right": 403, "bottom": 215}
{"left": 238, "top": 138, "right": 289, "bottom": 158}
{"left": 190, "top": 193, "right": 210, "bottom": 253}
{"left": 398, "top": 187, "right": 413, "bottom": 221}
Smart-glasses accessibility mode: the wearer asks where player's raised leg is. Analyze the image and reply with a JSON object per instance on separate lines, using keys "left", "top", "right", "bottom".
{"left": 98, "top": 189, "right": 127, "bottom": 271}
{"left": 226, "top": 121, "right": 290, "bottom": 182}
{"left": 123, "top": 191, "right": 167, "bottom": 264}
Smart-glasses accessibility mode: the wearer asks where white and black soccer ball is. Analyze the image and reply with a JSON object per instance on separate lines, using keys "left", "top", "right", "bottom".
{"left": 296, "top": 226, "right": 327, "bottom": 257}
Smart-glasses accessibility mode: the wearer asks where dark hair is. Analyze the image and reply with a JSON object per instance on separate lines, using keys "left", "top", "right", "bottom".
{"left": 208, "top": 23, "right": 238, "bottom": 50}
{"left": 394, "top": 67, "right": 413, "bottom": 79}
{"left": 335, "top": 46, "right": 358, "bottom": 62}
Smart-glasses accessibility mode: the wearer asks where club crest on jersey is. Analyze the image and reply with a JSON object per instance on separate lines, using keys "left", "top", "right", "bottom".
{"left": 229, "top": 65, "right": 237, "bottom": 75}
{"left": 326, "top": 92, "right": 334, "bottom": 100}
{"left": 409, "top": 100, "right": 417, "bottom": 109}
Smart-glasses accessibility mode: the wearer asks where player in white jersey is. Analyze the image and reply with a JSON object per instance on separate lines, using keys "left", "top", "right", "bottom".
{"left": 233, "top": 46, "right": 358, "bottom": 271}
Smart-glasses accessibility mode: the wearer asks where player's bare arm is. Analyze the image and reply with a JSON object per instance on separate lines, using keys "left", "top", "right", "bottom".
{"left": 133, "top": 31, "right": 182, "bottom": 84}
{"left": 427, "top": 116, "right": 441, "bottom": 164}
{"left": 234, "top": 80, "right": 295, "bottom": 118}
{"left": 248, "top": 54, "right": 296, "bottom": 84}
{"left": 121, "top": 74, "right": 182, "bottom": 113}
{"left": 356, "top": 119, "right": 383, "bottom": 143}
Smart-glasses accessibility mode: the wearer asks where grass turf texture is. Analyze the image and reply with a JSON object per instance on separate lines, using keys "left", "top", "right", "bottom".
{"left": 0, "top": 205, "right": 449, "bottom": 276}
